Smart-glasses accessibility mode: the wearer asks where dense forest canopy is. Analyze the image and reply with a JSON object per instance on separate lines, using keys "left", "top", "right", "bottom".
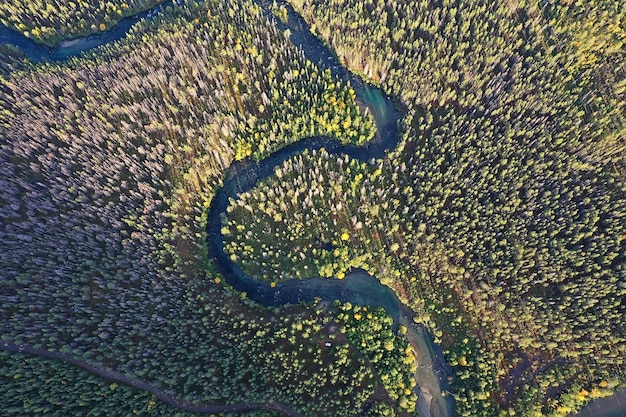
{"left": 0, "top": 0, "right": 415, "bottom": 415}
{"left": 224, "top": 0, "right": 626, "bottom": 415}
{"left": 0, "top": 0, "right": 625, "bottom": 416}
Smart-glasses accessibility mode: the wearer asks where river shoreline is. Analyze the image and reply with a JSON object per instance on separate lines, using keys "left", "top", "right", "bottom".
{"left": 1, "top": 1, "right": 452, "bottom": 415}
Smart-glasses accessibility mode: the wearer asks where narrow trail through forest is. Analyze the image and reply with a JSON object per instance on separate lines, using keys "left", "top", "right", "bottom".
{"left": 0, "top": 341, "right": 304, "bottom": 416}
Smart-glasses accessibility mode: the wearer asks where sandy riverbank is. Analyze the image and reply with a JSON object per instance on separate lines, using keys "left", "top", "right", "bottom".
{"left": 399, "top": 312, "right": 454, "bottom": 417}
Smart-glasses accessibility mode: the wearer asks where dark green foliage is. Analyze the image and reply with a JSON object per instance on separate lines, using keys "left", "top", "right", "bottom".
{"left": 0, "top": 0, "right": 380, "bottom": 415}
{"left": 363, "top": 401, "right": 397, "bottom": 417}
{"left": 0, "top": 351, "right": 185, "bottom": 416}
{"left": 222, "top": 0, "right": 626, "bottom": 415}
{"left": 0, "top": 44, "right": 27, "bottom": 76}
{"left": 1, "top": 0, "right": 624, "bottom": 415}
{"left": 335, "top": 302, "right": 417, "bottom": 411}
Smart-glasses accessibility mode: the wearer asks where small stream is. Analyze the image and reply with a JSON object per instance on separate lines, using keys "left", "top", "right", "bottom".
{"left": 0, "top": 5, "right": 167, "bottom": 61}
{"left": 1, "top": 2, "right": 622, "bottom": 417}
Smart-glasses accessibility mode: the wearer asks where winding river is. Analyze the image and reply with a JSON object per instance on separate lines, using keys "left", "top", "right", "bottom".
{"left": 0, "top": 2, "right": 622, "bottom": 417}
{"left": 0, "top": 2, "right": 453, "bottom": 416}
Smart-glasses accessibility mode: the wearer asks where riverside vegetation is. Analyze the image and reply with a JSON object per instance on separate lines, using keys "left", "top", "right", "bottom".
{"left": 0, "top": 0, "right": 167, "bottom": 46}
{"left": 0, "top": 0, "right": 417, "bottom": 415}
{"left": 223, "top": 0, "right": 626, "bottom": 416}
{"left": 1, "top": 0, "right": 624, "bottom": 415}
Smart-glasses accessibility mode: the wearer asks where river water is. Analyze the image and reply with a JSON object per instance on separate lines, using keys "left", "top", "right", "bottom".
{"left": 0, "top": 2, "right": 622, "bottom": 417}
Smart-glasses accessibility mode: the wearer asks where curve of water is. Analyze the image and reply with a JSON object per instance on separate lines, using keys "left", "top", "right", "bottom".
{"left": 205, "top": 3, "right": 455, "bottom": 416}
{"left": 1, "top": 2, "right": 454, "bottom": 416}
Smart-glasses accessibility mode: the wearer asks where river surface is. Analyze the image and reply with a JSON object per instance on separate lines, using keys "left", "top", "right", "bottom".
{"left": 0, "top": 2, "right": 623, "bottom": 417}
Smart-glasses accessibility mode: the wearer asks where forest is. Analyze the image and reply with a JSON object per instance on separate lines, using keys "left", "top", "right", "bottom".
{"left": 0, "top": 0, "right": 413, "bottom": 415}
{"left": 223, "top": 0, "right": 626, "bottom": 415}
{"left": 1, "top": 0, "right": 625, "bottom": 416}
